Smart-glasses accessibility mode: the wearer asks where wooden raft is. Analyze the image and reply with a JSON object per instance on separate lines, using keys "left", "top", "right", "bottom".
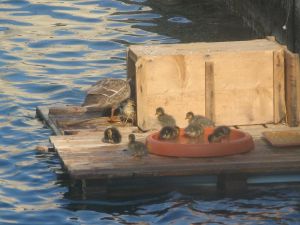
{"left": 37, "top": 106, "right": 300, "bottom": 183}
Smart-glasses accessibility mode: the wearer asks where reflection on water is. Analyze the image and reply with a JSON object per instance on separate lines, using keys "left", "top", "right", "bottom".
{"left": 0, "top": 0, "right": 299, "bottom": 224}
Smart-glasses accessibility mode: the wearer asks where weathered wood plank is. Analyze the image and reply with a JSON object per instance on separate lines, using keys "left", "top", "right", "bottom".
{"left": 205, "top": 61, "right": 215, "bottom": 121}
{"left": 39, "top": 105, "right": 300, "bottom": 184}
{"left": 285, "top": 49, "right": 300, "bottom": 126}
{"left": 273, "top": 49, "right": 286, "bottom": 123}
{"left": 50, "top": 125, "right": 300, "bottom": 180}
{"left": 36, "top": 106, "right": 63, "bottom": 135}
{"left": 48, "top": 105, "right": 87, "bottom": 115}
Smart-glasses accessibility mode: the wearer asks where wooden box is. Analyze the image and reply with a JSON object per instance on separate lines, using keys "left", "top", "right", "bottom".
{"left": 127, "top": 38, "right": 299, "bottom": 131}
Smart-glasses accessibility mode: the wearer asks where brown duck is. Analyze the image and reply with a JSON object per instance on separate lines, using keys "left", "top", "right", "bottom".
{"left": 82, "top": 78, "right": 131, "bottom": 121}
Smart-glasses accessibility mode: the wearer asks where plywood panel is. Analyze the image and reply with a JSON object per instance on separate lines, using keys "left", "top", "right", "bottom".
{"left": 212, "top": 51, "right": 274, "bottom": 125}
{"left": 136, "top": 55, "right": 205, "bottom": 130}
{"left": 129, "top": 39, "right": 286, "bottom": 130}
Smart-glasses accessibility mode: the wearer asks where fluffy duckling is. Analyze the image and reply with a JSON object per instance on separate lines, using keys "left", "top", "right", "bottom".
{"left": 128, "top": 134, "right": 148, "bottom": 158}
{"left": 119, "top": 99, "right": 136, "bottom": 126}
{"left": 184, "top": 123, "right": 204, "bottom": 138}
{"left": 208, "top": 126, "right": 231, "bottom": 143}
{"left": 155, "top": 107, "right": 176, "bottom": 127}
{"left": 102, "top": 126, "right": 122, "bottom": 144}
{"left": 159, "top": 126, "right": 180, "bottom": 140}
{"left": 185, "top": 111, "right": 215, "bottom": 127}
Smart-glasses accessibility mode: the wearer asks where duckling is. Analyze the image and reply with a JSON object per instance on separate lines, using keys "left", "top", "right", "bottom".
{"left": 128, "top": 134, "right": 148, "bottom": 158}
{"left": 159, "top": 126, "right": 180, "bottom": 140}
{"left": 118, "top": 99, "right": 136, "bottom": 126}
{"left": 184, "top": 123, "right": 204, "bottom": 138}
{"left": 155, "top": 107, "right": 176, "bottom": 127}
{"left": 102, "top": 126, "right": 122, "bottom": 144}
{"left": 208, "top": 125, "right": 231, "bottom": 143}
{"left": 185, "top": 111, "right": 215, "bottom": 127}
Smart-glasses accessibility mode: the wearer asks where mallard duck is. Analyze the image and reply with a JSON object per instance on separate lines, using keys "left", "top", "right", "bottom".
{"left": 159, "top": 126, "right": 180, "bottom": 140}
{"left": 102, "top": 126, "right": 122, "bottom": 144}
{"left": 185, "top": 111, "right": 215, "bottom": 127}
{"left": 128, "top": 134, "right": 148, "bottom": 158}
{"left": 118, "top": 98, "right": 136, "bottom": 126}
{"left": 82, "top": 78, "right": 131, "bottom": 121}
{"left": 184, "top": 123, "right": 204, "bottom": 138}
{"left": 208, "top": 125, "right": 231, "bottom": 143}
{"left": 155, "top": 107, "right": 176, "bottom": 127}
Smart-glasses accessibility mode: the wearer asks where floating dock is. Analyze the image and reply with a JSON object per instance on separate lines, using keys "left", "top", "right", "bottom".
{"left": 36, "top": 38, "right": 300, "bottom": 196}
{"left": 36, "top": 105, "right": 300, "bottom": 196}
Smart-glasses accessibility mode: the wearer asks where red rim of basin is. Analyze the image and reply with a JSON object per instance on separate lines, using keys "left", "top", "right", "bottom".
{"left": 146, "top": 127, "right": 254, "bottom": 157}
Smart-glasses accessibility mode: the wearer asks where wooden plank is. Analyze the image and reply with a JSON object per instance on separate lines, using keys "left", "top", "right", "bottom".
{"left": 36, "top": 106, "right": 63, "bottom": 135}
{"left": 50, "top": 130, "right": 150, "bottom": 150}
{"left": 38, "top": 105, "right": 140, "bottom": 135}
{"left": 273, "top": 49, "right": 286, "bottom": 123}
{"left": 127, "top": 49, "right": 137, "bottom": 101}
{"left": 130, "top": 39, "right": 283, "bottom": 57}
{"left": 205, "top": 61, "right": 215, "bottom": 121}
{"left": 48, "top": 105, "right": 86, "bottom": 115}
{"left": 67, "top": 156, "right": 300, "bottom": 180}
{"left": 285, "top": 50, "right": 300, "bottom": 126}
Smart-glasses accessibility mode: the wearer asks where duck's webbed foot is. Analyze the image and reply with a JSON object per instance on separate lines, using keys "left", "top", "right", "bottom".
{"left": 107, "top": 107, "right": 121, "bottom": 123}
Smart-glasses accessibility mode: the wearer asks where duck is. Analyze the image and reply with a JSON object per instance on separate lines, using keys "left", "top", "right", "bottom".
{"left": 102, "top": 126, "right": 122, "bottom": 144}
{"left": 208, "top": 125, "right": 231, "bottom": 143}
{"left": 82, "top": 78, "right": 131, "bottom": 122}
{"left": 155, "top": 107, "right": 176, "bottom": 127}
{"left": 184, "top": 123, "right": 204, "bottom": 138}
{"left": 185, "top": 111, "right": 215, "bottom": 127}
{"left": 118, "top": 98, "right": 136, "bottom": 126}
{"left": 128, "top": 134, "right": 148, "bottom": 158}
{"left": 159, "top": 126, "right": 180, "bottom": 140}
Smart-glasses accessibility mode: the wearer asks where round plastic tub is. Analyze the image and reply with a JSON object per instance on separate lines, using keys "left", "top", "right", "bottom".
{"left": 146, "top": 127, "right": 254, "bottom": 157}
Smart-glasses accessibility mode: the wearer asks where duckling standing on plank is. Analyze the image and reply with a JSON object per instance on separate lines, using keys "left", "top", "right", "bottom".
{"left": 159, "top": 126, "right": 180, "bottom": 140}
{"left": 128, "top": 134, "right": 148, "bottom": 158}
{"left": 102, "top": 126, "right": 122, "bottom": 144}
{"left": 118, "top": 99, "right": 136, "bottom": 126}
{"left": 155, "top": 107, "right": 176, "bottom": 127}
{"left": 184, "top": 123, "right": 204, "bottom": 138}
{"left": 185, "top": 111, "right": 215, "bottom": 127}
{"left": 82, "top": 78, "right": 131, "bottom": 122}
{"left": 208, "top": 126, "right": 231, "bottom": 143}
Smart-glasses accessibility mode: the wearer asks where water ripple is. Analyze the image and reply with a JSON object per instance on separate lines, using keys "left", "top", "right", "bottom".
{"left": 0, "top": 0, "right": 299, "bottom": 224}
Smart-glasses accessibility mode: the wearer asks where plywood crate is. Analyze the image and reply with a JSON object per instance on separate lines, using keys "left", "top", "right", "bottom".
{"left": 127, "top": 38, "right": 299, "bottom": 131}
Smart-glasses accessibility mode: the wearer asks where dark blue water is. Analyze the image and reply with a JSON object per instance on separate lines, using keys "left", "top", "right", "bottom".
{"left": 0, "top": 0, "right": 300, "bottom": 224}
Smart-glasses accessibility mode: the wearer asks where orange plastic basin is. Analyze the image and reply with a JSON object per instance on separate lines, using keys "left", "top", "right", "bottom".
{"left": 146, "top": 127, "right": 254, "bottom": 157}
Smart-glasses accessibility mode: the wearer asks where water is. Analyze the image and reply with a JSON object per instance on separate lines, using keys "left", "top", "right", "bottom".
{"left": 0, "top": 0, "right": 299, "bottom": 224}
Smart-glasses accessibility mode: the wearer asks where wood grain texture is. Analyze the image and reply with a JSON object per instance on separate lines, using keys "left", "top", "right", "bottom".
{"left": 135, "top": 55, "right": 206, "bottom": 130}
{"left": 205, "top": 61, "right": 215, "bottom": 121}
{"left": 129, "top": 38, "right": 284, "bottom": 129}
{"left": 49, "top": 123, "right": 300, "bottom": 180}
{"left": 36, "top": 106, "right": 63, "bottom": 135}
{"left": 212, "top": 50, "right": 274, "bottom": 125}
{"left": 273, "top": 49, "right": 286, "bottom": 123}
{"left": 285, "top": 50, "right": 300, "bottom": 127}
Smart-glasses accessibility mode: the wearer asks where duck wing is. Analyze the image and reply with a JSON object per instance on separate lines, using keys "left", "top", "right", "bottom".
{"left": 83, "top": 78, "right": 131, "bottom": 109}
